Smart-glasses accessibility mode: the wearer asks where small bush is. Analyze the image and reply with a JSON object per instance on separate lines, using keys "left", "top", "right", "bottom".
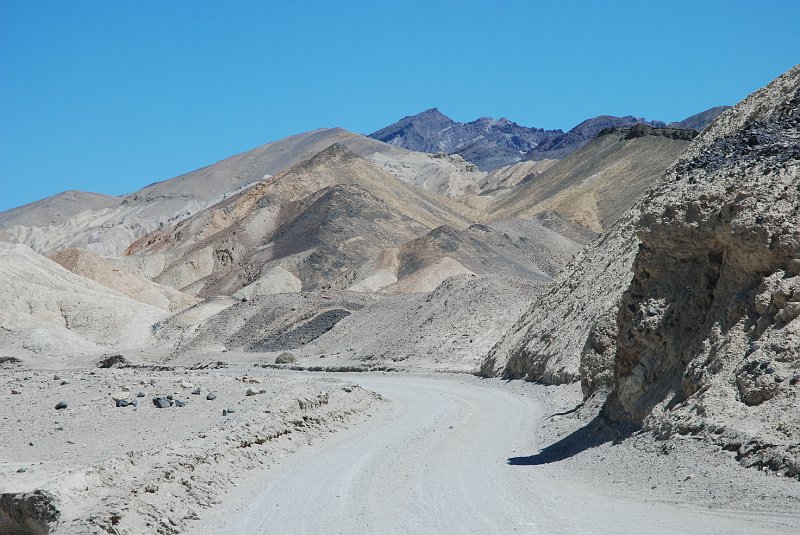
{"left": 275, "top": 352, "right": 296, "bottom": 364}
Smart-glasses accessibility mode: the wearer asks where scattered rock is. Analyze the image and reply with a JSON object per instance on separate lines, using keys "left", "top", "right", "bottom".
{"left": 180, "top": 381, "right": 194, "bottom": 389}
{"left": 136, "top": 391, "right": 145, "bottom": 398}
{"left": 206, "top": 393, "right": 217, "bottom": 401}
{"left": 97, "top": 354, "right": 128, "bottom": 368}
{"left": 174, "top": 399, "right": 187, "bottom": 407}
{"left": 246, "top": 387, "right": 266, "bottom": 396}
{"left": 55, "top": 401, "right": 68, "bottom": 410}
{"left": 191, "top": 387, "right": 201, "bottom": 395}
{"left": 153, "top": 397, "right": 171, "bottom": 409}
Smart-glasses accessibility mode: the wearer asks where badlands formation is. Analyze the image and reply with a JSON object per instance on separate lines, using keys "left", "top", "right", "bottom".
{"left": 1, "top": 67, "right": 799, "bottom": 534}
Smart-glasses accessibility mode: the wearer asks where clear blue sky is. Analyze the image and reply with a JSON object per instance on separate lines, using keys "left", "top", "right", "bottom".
{"left": 1, "top": 1, "right": 798, "bottom": 211}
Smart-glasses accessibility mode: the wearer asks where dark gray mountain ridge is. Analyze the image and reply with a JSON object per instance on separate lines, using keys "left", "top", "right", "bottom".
{"left": 369, "top": 106, "right": 729, "bottom": 171}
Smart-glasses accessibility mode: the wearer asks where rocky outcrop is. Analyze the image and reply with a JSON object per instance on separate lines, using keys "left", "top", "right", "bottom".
{"left": 479, "top": 215, "right": 639, "bottom": 383}
{"left": 604, "top": 65, "right": 800, "bottom": 476}
{"left": 0, "top": 490, "right": 60, "bottom": 535}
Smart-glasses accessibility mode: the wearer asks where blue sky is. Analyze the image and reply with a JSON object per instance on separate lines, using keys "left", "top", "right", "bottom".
{"left": 1, "top": 1, "right": 798, "bottom": 212}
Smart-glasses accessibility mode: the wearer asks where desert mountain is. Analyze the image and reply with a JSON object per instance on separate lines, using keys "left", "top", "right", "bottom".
{"left": 123, "top": 144, "right": 485, "bottom": 297}
{"left": 369, "top": 107, "right": 727, "bottom": 171}
{"left": 483, "top": 64, "right": 800, "bottom": 476}
{"left": 369, "top": 108, "right": 560, "bottom": 171}
{"left": 487, "top": 125, "right": 697, "bottom": 232}
{"left": 0, "top": 129, "right": 486, "bottom": 256}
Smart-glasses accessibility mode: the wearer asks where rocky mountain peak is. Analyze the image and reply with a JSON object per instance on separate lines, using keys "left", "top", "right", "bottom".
{"left": 370, "top": 106, "right": 728, "bottom": 170}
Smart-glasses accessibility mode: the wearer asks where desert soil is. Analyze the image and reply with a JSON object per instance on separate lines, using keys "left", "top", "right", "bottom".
{"left": 0, "top": 365, "right": 382, "bottom": 534}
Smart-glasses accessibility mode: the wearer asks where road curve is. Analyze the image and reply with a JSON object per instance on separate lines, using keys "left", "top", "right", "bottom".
{"left": 193, "top": 374, "right": 796, "bottom": 535}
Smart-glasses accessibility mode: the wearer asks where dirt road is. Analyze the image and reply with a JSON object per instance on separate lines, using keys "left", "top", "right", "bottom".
{"left": 193, "top": 373, "right": 799, "bottom": 534}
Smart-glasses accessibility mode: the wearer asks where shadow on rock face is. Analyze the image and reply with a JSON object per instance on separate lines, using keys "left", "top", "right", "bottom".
{"left": 507, "top": 416, "right": 633, "bottom": 466}
{"left": 0, "top": 490, "right": 60, "bottom": 535}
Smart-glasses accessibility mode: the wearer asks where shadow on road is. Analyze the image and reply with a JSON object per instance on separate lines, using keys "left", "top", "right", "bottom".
{"left": 508, "top": 416, "right": 632, "bottom": 466}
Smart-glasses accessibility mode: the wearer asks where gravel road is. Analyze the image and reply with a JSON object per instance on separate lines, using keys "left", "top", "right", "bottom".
{"left": 193, "top": 373, "right": 800, "bottom": 534}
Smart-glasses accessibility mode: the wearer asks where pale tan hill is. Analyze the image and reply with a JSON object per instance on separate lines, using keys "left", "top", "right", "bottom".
{"left": 131, "top": 128, "right": 355, "bottom": 204}
{"left": 338, "top": 134, "right": 487, "bottom": 195}
{"left": 348, "top": 219, "right": 579, "bottom": 294}
{"left": 0, "top": 129, "right": 359, "bottom": 256}
{"left": 0, "top": 244, "right": 165, "bottom": 359}
{"left": 49, "top": 248, "right": 199, "bottom": 312}
{"left": 134, "top": 127, "right": 487, "bottom": 202}
{"left": 124, "top": 145, "right": 479, "bottom": 297}
{"left": 0, "top": 128, "right": 485, "bottom": 256}
{"left": 487, "top": 126, "right": 695, "bottom": 232}
{"left": 0, "top": 190, "right": 120, "bottom": 229}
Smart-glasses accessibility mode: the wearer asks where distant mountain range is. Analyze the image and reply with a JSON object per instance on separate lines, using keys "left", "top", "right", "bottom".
{"left": 369, "top": 106, "right": 730, "bottom": 170}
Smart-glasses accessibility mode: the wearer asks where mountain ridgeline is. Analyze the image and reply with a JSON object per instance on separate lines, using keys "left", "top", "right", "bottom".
{"left": 369, "top": 106, "right": 729, "bottom": 170}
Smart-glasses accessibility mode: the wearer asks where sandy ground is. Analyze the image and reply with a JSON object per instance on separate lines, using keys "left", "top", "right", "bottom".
{"left": 194, "top": 372, "right": 800, "bottom": 535}
{"left": 0, "top": 365, "right": 382, "bottom": 534}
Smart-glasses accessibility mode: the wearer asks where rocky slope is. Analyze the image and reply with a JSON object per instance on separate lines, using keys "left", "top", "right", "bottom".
{"left": 606, "top": 65, "right": 800, "bottom": 476}
{"left": 487, "top": 125, "right": 696, "bottom": 232}
{"left": 483, "top": 64, "right": 800, "bottom": 477}
{"left": 294, "top": 274, "right": 546, "bottom": 373}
